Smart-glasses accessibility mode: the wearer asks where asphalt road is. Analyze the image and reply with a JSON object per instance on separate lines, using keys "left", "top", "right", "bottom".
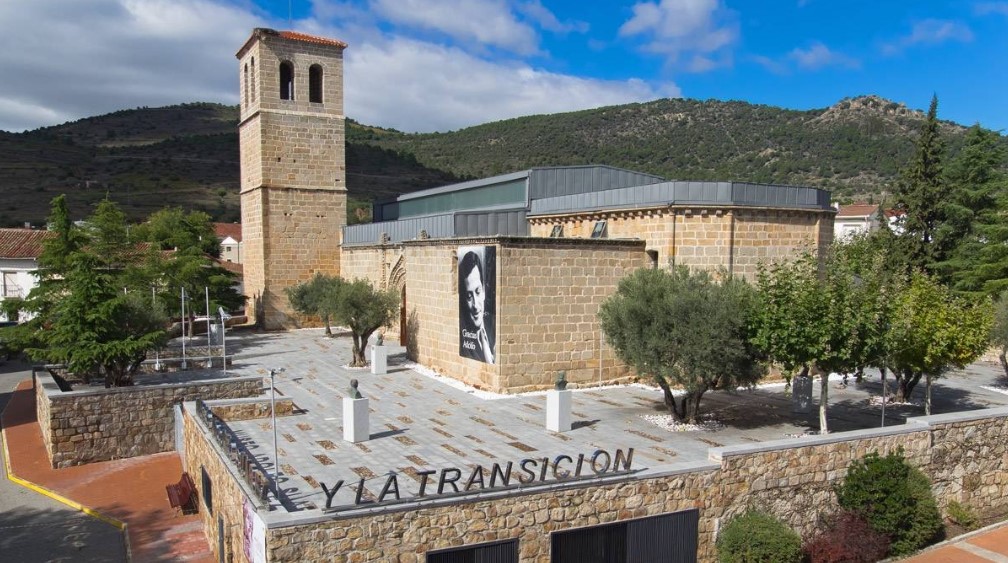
{"left": 0, "top": 358, "right": 127, "bottom": 563}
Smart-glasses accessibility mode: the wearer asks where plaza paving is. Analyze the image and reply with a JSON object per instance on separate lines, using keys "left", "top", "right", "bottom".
{"left": 219, "top": 329, "right": 1008, "bottom": 516}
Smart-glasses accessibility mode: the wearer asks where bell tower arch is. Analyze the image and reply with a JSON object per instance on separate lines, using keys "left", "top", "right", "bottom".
{"left": 236, "top": 28, "right": 348, "bottom": 329}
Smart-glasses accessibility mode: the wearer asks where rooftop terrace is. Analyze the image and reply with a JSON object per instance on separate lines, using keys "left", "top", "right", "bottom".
{"left": 206, "top": 330, "right": 1008, "bottom": 525}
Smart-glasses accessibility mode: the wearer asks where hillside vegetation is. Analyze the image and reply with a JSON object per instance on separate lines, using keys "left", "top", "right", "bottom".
{"left": 0, "top": 96, "right": 1001, "bottom": 227}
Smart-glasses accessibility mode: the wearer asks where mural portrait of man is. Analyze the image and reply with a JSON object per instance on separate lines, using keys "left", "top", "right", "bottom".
{"left": 458, "top": 246, "right": 496, "bottom": 364}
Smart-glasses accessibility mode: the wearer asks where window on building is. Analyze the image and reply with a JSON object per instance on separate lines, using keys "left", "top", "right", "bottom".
{"left": 550, "top": 224, "right": 563, "bottom": 238}
{"left": 309, "top": 64, "right": 323, "bottom": 103}
{"left": 550, "top": 509, "right": 698, "bottom": 563}
{"left": 243, "top": 63, "right": 249, "bottom": 107}
{"left": 590, "top": 220, "right": 607, "bottom": 238}
{"left": 2, "top": 271, "right": 18, "bottom": 298}
{"left": 647, "top": 250, "right": 659, "bottom": 268}
{"left": 201, "top": 466, "right": 213, "bottom": 514}
{"left": 279, "top": 60, "right": 294, "bottom": 100}
{"left": 250, "top": 57, "right": 256, "bottom": 101}
{"left": 427, "top": 538, "right": 518, "bottom": 562}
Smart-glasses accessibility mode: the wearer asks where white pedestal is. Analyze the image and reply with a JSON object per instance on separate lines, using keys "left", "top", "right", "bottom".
{"left": 370, "top": 346, "right": 387, "bottom": 375}
{"left": 343, "top": 397, "right": 370, "bottom": 443}
{"left": 546, "top": 389, "right": 572, "bottom": 432}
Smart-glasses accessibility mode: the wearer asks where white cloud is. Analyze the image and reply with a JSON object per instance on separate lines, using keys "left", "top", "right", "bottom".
{"left": 881, "top": 19, "right": 973, "bottom": 55}
{"left": 618, "top": 0, "right": 738, "bottom": 71}
{"left": 788, "top": 42, "right": 860, "bottom": 70}
{"left": 344, "top": 37, "right": 678, "bottom": 132}
{"left": 517, "top": 0, "right": 589, "bottom": 34}
{"left": 0, "top": 0, "right": 257, "bottom": 132}
{"left": 975, "top": 2, "right": 1008, "bottom": 17}
{"left": 0, "top": 0, "right": 672, "bottom": 133}
{"left": 369, "top": 0, "right": 541, "bottom": 55}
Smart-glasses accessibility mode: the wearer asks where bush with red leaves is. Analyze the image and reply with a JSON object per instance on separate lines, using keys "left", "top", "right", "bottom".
{"left": 804, "top": 510, "right": 891, "bottom": 563}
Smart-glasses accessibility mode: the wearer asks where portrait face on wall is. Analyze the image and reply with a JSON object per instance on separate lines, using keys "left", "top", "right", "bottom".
{"left": 458, "top": 245, "right": 496, "bottom": 364}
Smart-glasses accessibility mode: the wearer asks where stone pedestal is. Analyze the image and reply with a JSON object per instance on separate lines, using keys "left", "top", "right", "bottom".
{"left": 370, "top": 346, "right": 387, "bottom": 375}
{"left": 343, "top": 397, "right": 369, "bottom": 443}
{"left": 546, "top": 389, "right": 572, "bottom": 432}
{"left": 792, "top": 375, "right": 813, "bottom": 414}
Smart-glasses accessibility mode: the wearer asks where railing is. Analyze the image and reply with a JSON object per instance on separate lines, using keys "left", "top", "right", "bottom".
{"left": 195, "top": 399, "right": 272, "bottom": 504}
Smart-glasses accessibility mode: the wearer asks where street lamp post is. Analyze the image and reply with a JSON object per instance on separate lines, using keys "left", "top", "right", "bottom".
{"left": 180, "top": 287, "right": 188, "bottom": 370}
{"left": 269, "top": 367, "right": 285, "bottom": 496}
{"left": 219, "top": 307, "right": 231, "bottom": 375}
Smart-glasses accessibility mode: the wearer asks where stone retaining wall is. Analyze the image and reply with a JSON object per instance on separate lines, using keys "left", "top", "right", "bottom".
{"left": 36, "top": 373, "right": 263, "bottom": 468}
{"left": 182, "top": 402, "right": 1008, "bottom": 562}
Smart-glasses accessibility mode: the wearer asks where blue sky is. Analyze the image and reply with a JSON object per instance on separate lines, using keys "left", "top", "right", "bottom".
{"left": 0, "top": 0, "right": 1005, "bottom": 133}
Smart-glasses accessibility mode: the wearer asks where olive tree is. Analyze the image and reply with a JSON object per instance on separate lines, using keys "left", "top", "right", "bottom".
{"left": 599, "top": 267, "right": 764, "bottom": 423}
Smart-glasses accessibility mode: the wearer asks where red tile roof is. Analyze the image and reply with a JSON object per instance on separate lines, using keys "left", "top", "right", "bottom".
{"left": 0, "top": 228, "right": 54, "bottom": 259}
{"left": 210, "top": 256, "right": 243, "bottom": 277}
{"left": 278, "top": 30, "right": 348, "bottom": 48}
{"left": 884, "top": 208, "right": 906, "bottom": 219}
{"left": 214, "top": 222, "right": 242, "bottom": 242}
{"left": 836, "top": 203, "right": 880, "bottom": 218}
{"left": 237, "top": 28, "right": 347, "bottom": 57}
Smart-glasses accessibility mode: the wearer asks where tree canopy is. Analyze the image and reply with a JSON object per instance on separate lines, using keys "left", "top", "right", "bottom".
{"left": 286, "top": 275, "right": 398, "bottom": 367}
{"left": 599, "top": 267, "right": 764, "bottom": 423}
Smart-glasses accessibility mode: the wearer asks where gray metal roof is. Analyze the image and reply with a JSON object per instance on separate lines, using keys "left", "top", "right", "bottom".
{"left": 396, "top": 171, "right": 529, "bottom": 202}
{"left": 527, "top": 166, "right": 665, "bottom": 201}
{"left": 343, "top": 208, "right": 528, "bottom": 246}
{"left": 528, "top": 180, "right": 832, "bottom": 216}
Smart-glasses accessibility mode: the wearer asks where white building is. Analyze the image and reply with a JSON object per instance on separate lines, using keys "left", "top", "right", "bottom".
{"left": 214, "top": 223, "right": 242, "bottom": 264}
{"left": 833, "top": 203, "right": 883, "bottom": 240}
{"left": 0, "top": 228, "right": 52, "bottom": 322}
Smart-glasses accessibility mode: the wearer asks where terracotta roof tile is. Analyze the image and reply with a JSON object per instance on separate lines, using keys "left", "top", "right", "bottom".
{"left": 835, "top": 203, "right": 880, "bottom": 218}
{"left": 238, "top": 28, "right": 347, "bottom": 57}
{"left": 210, "top": 256, "right": 243, "bottom": 277}
{"left": 277, "top": 30, "right": 348, "bottom": 48}
{"left": 214, "top": 223, "right": 242, "bottom": 242}
{"left": 0, "top": 228, "right": 54, "bottom": 259}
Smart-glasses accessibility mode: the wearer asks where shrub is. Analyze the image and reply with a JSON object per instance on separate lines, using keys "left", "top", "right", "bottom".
{"left": 835, "top": 450, "right": 943, "bottom": 556}
{"left": 716, "top": 509, "right": 802, "bottom": 563}
{"left": 946, "top": 500, "right": 979, "bottom": 531}
{"left": 803, "top": 510, "right": 890, "bottom": 563}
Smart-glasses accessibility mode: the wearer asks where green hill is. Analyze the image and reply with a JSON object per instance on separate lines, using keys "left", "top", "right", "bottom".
{"left": 0, "top": 96, "right": 1000, "bottom": 227}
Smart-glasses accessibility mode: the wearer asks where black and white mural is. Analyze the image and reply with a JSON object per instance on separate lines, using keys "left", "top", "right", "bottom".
{"left": 458, "top": 245, "right": 496, "bottom": 364}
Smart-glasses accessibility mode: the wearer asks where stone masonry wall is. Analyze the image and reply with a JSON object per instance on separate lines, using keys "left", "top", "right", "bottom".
{"left": 257, "top": 187, "right": 345, "bottom": 330}
{"left": 249, "top": 408, "right": 1008, "bottom": 562}
{"left": 183, "top": 402, "right": 258, "bottom": 563}
{"left": 497, "top": 239, "right": 648, "bottom": 392}
{"left": 35, "top": 374, "right": 262, "bottom": 468}
{"left": 529, "top": 206, "right": 832, "bottom": 280}
{"left": 238, "top": 31, "right": 347, "bottom": 330}
{"left": 402, "top": 238, "right": 647, "bottom": 393}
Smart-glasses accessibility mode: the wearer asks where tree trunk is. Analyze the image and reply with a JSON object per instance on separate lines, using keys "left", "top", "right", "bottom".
{"left": 1000, "top": 349, "right": 1007, "bottom": 378}
{"left": 655, "top": 377, "right": 684, "bottom": 421}
{"left": 323, "top": 314, "right": 332, "bottom": 337}
{"left": 819, "top": 371, "right": 829, "bottom": 434}
{"left": 925, "top": 372, "right": 932, "bottom": 416}
{"left": 896, "top": 369, "right": 922, "bottom": 402}
{"left": 350, "top": 333, "right": 366, "bottom": 367}
{"left": 687, "top": 388, "right": 707, "bottom": 425}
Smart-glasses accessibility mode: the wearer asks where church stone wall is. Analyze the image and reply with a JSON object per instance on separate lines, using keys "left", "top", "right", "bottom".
{"left": 530, "top": 206, "right": 833, "bottom": 279}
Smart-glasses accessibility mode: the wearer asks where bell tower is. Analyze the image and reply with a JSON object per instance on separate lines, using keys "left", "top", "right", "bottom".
{"left": 236, "top": 28, "right": 347, "bottom": 329}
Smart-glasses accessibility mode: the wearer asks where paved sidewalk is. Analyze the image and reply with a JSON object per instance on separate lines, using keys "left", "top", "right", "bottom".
{"left": 902, "top": 523, "right": 1008, "bottom": 562}
{"left": 2, "top": 379, "right": 214, "bottom": 562}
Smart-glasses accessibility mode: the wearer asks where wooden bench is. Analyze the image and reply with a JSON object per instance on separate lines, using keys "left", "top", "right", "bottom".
{"left": 166, "top": 472, "right": 198, "bottom": 515}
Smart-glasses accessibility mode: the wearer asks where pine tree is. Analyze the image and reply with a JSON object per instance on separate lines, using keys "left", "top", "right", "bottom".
{"left": 896, "top": 95, "right": 945, "bottom": 273}
{"left": 934, "top": 125, "right": 1008, "bottom": 295}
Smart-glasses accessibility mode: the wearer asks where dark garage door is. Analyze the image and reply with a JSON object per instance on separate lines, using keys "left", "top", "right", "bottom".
{"left": 551, "top": 509, "right": 699, "bottom": 563}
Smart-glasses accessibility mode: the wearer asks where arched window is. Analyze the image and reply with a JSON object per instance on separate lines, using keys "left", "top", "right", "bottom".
{"left": 250, "top": 57, "right": 256, "bottom": 101}
{"left": 309, "top": 64, "right": 323, "bottom": 104}
{"left": 279, "top": 61, "right": 294, "bottom": 100}
{"left": 243, "top": 63, "right": 249, "bottom": 107}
